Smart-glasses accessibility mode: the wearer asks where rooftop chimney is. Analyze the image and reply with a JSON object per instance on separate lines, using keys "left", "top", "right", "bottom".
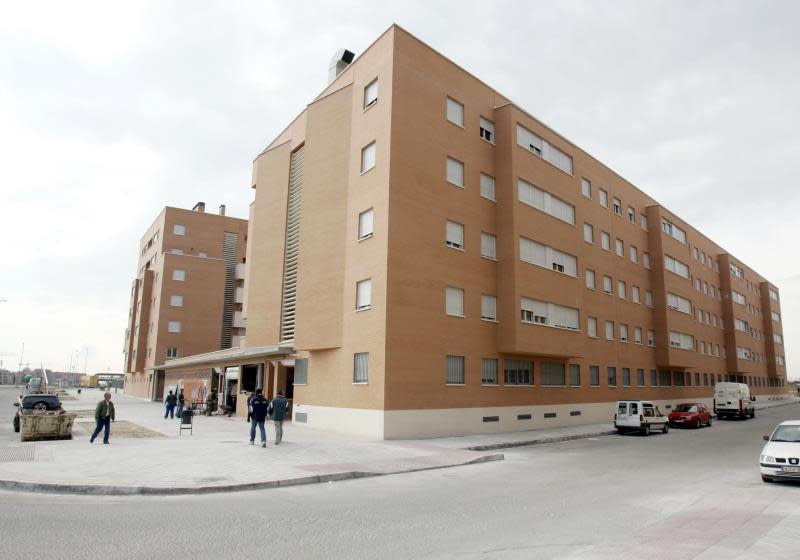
{"left": 328, "top": 48, "right": 355, "bottom": 84}
{"left": 193, "top": 201, "right": 206, "bottom": 213}
{"left": 218, "top": 204, "right": 226, "bottom": 216}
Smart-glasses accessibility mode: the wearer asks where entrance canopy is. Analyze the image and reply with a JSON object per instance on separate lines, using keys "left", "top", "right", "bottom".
{"left": 151, "top": 345, "right": 295, "bottom": 372}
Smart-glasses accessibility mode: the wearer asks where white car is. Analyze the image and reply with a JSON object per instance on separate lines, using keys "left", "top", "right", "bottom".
{"left": 614, "top": 400, "right": 669, "bottom": 436}
{"left": 760, "top": 420, "right": 800, "bottom": 483}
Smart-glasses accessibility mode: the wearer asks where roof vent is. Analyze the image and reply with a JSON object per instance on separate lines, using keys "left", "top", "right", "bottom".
{"left": 328, "top": 49, "right": 355, "bottom": 84}
{"left": 218, "top": 204, "right": 226, "bottom": 216}
{"left": 193, "top": 202, "right": 206, "bottom": 213}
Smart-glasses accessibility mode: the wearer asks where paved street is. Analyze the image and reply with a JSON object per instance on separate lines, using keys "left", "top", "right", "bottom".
{"left": 1, "top": 390, "right": 798, "bottom": 559}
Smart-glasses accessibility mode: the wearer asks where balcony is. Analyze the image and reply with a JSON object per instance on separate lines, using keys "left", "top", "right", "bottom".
{"left": 235, "top": 263, "right": 246, "bottom": 280}
{"left": 233, "top": 311, "right": 246, "bottom": 329}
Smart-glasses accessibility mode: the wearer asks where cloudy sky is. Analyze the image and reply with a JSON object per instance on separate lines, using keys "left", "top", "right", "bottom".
{"left": 1, "top": 0, "right": 798, "bottom": 379}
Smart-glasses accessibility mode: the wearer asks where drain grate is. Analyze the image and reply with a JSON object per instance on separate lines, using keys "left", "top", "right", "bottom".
{"left": 0, "top": 446, "right": 36, "bottom": 463}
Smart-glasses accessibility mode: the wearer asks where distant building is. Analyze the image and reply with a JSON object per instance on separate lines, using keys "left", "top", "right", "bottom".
{"left": 153, "top": 25, "right": 788, "bottom": 438}
{"left": 123, "top": 202, "right": 248, "bottom": 401}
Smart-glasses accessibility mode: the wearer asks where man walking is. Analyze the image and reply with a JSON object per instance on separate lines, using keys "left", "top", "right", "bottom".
{"left": 164, "top": 390, "right": 177, "bottom": 419}
{"left": 248, "top": 388, "right": 269, "bottom": 447}
{"left": 176, "top": 389, "right": 185, "bottom": 418}
{"left": 90, "top": 392, "right": 115, "bottom": 444}
{"left": 268, "top": 391, "right": 289, "bottom": 445}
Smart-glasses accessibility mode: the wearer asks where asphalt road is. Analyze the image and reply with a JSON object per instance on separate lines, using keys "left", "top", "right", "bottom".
{"left": 0, "top": 391, "right": 798, "bottom": 559}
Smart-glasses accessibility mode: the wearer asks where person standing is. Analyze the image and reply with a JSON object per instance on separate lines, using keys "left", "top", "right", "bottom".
{"left": 268, "top": 391, "right": 289, "bottom": 445}
{"left": 90, "top": 392, "right": 115, "bottom": 444}
{"left": 176, "top": 389, "right": 185, "bottom": 418}
{"left": 164, "top": 390, "right": 177, "bottom": 419}
{"left": 248, "top": 388, "right": 269, "bottom": 447}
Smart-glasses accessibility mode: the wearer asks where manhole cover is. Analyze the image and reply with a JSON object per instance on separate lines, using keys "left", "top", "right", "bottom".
{"left": 0, "top": 446, "right": 36, "bottom": 462}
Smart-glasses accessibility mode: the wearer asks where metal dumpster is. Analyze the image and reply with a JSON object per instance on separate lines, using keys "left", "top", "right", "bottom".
{"left": 19, "top": 411, "right": 77, "bottom": 442}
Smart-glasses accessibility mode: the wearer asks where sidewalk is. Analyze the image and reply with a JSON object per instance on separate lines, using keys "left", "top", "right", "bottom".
{"left": 1, "top": 390, "right": 797, "bottom": 495}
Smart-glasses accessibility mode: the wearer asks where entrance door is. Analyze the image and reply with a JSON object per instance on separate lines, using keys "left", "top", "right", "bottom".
{"left": 285, "top": 367, "right": 295, "bottom": 400}
{"left": 154, "top": 370, "right": 165, "bottom": 401}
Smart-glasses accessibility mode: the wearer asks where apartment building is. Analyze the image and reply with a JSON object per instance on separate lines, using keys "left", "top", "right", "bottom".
{"left": 155, "top": 25, "right": 787, "bottom": 438}
{"left": 123, "top": 203, "right": 248, "bottom": 401}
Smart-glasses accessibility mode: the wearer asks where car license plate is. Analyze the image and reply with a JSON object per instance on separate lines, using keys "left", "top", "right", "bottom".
{"left": 674, "top": 418, "right": 684, "bottom": 422}
{"left": 783, "top": 466, "right": 800, "bottom": 473}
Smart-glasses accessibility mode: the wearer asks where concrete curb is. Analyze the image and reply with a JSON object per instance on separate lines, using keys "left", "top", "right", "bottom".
{"left": 465, "top": 430, "right": 617, "bottom": 452}
{"left": 0, "top": 452, "right": 504, "bottom": 496}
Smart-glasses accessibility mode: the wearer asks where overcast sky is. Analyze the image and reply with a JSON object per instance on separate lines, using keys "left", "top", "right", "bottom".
{"left": 1, "top": 0, "right": 798, "bottom": 380}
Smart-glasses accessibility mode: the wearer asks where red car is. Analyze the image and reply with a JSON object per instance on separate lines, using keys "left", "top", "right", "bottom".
{"left": 668, "top": 403, "right": 712, "bottom": 429}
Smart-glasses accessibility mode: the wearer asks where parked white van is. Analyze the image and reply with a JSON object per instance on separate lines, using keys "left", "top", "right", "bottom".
{"left": 714, "top": 382, "right": 756, "bottom": 419}
{"left": 614, "top": 400, "right": 669, "bottom": 436}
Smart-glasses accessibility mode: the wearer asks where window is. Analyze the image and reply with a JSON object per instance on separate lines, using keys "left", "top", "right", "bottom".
{"left": 587, "top": 317, "right": 598, "bottom": 337}
{"left": 771, "top": 311, "right": 781, "bottom": 322}
{"left": 585, "top": 269, "right": 596, "bottom": 289}
{"left": 667, "top": 293, "right": 692, "bottom": 314}
{"left": 446, "top": 220, "right": 464, "bottom": 250}
{"left": 659, "top": 370, "right": 672, "bottom": 386}
{"left": 732, "top": 291, "right": 746, "bottom": 305}
{"left": 619, "top": 324, "right": 629, "bottom": 343}
{"left": 603, "top": 275, "right": 612, "bottom": 295}
{"left": 643, "top": 252, "right": 650, "bottom": 269}
{"left": 353, "top": 353, "right": 369, "bottom": 383}
{"left": 364, "top": 79, "right": 378, "bottom": 109}
{"left": 622, "top": 368, "right": 631, "bottom": 386}
{"left": 661, "top": 219, "right": 687, "bottom": 243}
{"left": 627, "top": 207, "right": 635, "bottom": 223}
{"left": 647, "top": 330, "right": 655, "bottom": 346}
{"left": 776, "top": 355, "right": 785, "bottom": 366}
{"left": 590, "top": 366, "right": 600, "bottom": 386}
{"left": 736, "top": 346, "right": 751, "bottom": 360}
{"left": 446, "top": 97, "right": 464, "bottom": 126}
{"left": 198, "top": 251, "right": 208, "bottom": 258}
{"left": 504, "top": 359, "right": 533, "bottom": 385}
{"left": 445, "top": 287, "right": 464, "bottom": 317}
{"left": 735, "top": 318, "right": 750, "bottom": 333}
{"left": 632, "top": 286, "right": 640, "bottom": 304}
{"left": 166, "top": 347, "right": 179, "bottom": 359}
{"left": 520, "top": 297, "right": 579, "bottom": 329}
{"left": 516, "top": 124, "right": 573, "bottom": 174}
{"left": 607, "top": 367, "right": 617, "bottom": 386}
{"left": 518, "top": 179, "right": 575, "bottom": 224}
{"left": 481, "top": 295, "right": 497, "bottom": 321}
{"left": 479, "top": 117, "right": 495, "bottom": 143}
{"left": 358, "top": 208, "right": 374, "bottom": 239}
{"left": 170, "top": 295, "right": 183, "bottom": 307}
{"left": 601, "top": 231, "right": 611, "bottom": 251}
{"left": 650, "top": 369, "right": 658, "bottom": 386}
{"left": 640, "top": 215, "right": 648, "bottom": 230}
{"left": 774, "top": 333, "right": 783, "bottom": 344}
{"left": 693, "top": 247, "right": 700, "bottom": 260}
{"left": 172, "top": 269, "right": 186, "bottom": 281}
{"left": 519, "top": 237, "right": 577, "bottom": 276}
{"left": 583, "top": 223, "right": 594, "bottom": 243}
{"left": 615, "top": 238, "right": 624, "bottom": 257}
{"left": 570, "top": 364, "right": 581, "bottom": 386}
{"left": 730, "top": 263, "right": 744, "bottom": 279}
{"left": 356, "top": 279, "right": 372, "bottom": 310}
{"left": 171, "top": 248, "right": 184, "bottom": 255}
{"left": 480, "top": 173, "right": 496, "bottom": 200}
{"left": 446, "top": 157, "right": 464, "bottom": 187}
{"left": 361, "top": 141, "right": 377, "bottom": 173}
{"left": 605, "top": 321, "right": 614, "bottom": 340}
{"left": 173, "top": 224, "right": 185, "bottom": 236}
{"left": 630, "top": 245, "right": 638, "bottom": 263}
{"left": 634, "top": 368, "right": 644, "bottom": 386}
{"left": 665, "top": 255, "right": 690, "bottom": 278}
{"left": 581, "top": 178, "right": 591, "bottom": 198}
{"left": 769, "top": 289, "right": 778, "bottom": 301}
{"left": 599, "top": 189, "right": 608, "bottom": 208}
{"left": 168, "top": 321, "right": 181, "bottom": 333}
{"left": 612, "top": 197, "right": 622, "bottom": 215}
{"left": 617, "top": 281, "right": 626, "bottom": 300}
{"left": 669, "top": 331, "right": 695, "bottom": 350}
{"left": 444, "top": 355, "right": 465, "bottom": 385}
{"left": 634, "top": 327, "right": 643, "bottom": 345}
{"left": 481, "top": 232, "right": 496, "bottom": 259}
{"left": 541, "top": 362, "right": 566, "bottom": 386}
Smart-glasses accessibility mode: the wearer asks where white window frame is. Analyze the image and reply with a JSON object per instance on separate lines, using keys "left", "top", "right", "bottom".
{"left": 361, "top": 141, "right": 376, "bottom": 173}
{"left": 480, "top": 173, "right": 496, "bottom": 201}
{"left": 447, "top": 97, "right": 464, "bottom": 127}
{"left": 479, "top": 117, "right": 495, "bottom": 144}
{"left": 168, "top": 321, "right": 181, "bottom": 333}
{"left": 445, "top": 287, "right": 465, "bottom": 317}
{"left": 358, "top": 208, "right": 374, "bottom": 240}
{"left": 173, "top": 224, "right": 185, "bottom": 236}
{"left": 585, "top": 269, "right": 596, "bottom": 290}
{"left": 170, "top": 295, "right": 183, "bottom": 307}
{"left": 480, "top": 232, "right": 497, "bottom": 260}
{"left": 583, "top": 223, "right": 594, "bottom": 243}
{"left": 445, "top": 220, "right": 465, "bottom": 250}
{"left": 356, "top": 279, "right": 372, "bottom": 310}
{"left": 581, "top": 178, "right": 591, "bottom": 198}
{"left": 363, "top": 78, "right": 378, "bottom": 109}
{"left": 172, "top": 269, "right": 186, "bottom": 282}
{"left": 446, "top": 156, "right": 464, "bottom": 187}
{"left": 481, "top": 294, "right": 497, "bottom": 321}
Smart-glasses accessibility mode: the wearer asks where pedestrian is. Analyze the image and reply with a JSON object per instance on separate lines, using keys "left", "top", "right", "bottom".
{"left": 164, "top": 390, "right": 177, "bottom": 419}
{"left": 90, "top": 391, "right": 115, "bottom": 444}
{"left": 176, "top": 389, "right": 185, "bottom": 418}
{"left": 248, "top": 388, "right": 269, "bottom": 448}
{"left": 268, "top": 391, "right": 289, "bottom": 445}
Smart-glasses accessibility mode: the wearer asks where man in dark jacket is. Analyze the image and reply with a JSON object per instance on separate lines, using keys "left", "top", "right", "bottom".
{"left": 268, "top": 391, "right": 289, "bottom": 445}
{"left": 248, "top": 388, "right": 269, "bottom": 447}
{"left": 176, "top": 389, "right": 185, "bottom": 418}
{"left": 90, "top": 392, "right": 115, "bottom": 444}
{"left": 164, "top": 390, "right": 177, "bottom": 419}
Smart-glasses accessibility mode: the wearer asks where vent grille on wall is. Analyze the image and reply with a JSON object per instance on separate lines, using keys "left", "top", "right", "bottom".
{"left": 220, "top": 232, "right": 238, "bottom": 349}
{"left": 280, "top": 145, "right": 305, "bottom": 343}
